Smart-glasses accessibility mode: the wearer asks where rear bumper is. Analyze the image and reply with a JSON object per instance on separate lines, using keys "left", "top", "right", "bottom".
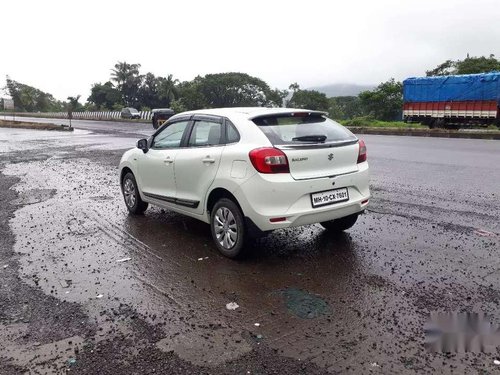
{"left": 234, "top": 162, "right": 370, "bottom": 232}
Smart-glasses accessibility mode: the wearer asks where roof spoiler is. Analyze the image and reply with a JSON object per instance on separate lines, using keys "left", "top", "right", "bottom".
{"left": 249, "top": 110, "right": 328, "bottom": 120}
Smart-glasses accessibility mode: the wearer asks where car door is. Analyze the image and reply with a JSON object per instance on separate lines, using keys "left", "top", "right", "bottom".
{"left": 173, "top": 116, "right": 225, "bottom": 215}
{"left": 135, "top": 119, "right": 190, "bottom": 204}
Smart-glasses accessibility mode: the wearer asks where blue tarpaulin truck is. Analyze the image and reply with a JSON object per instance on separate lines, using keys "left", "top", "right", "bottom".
{"left": 403, "top": 72, "right": 500, "bottom": 128}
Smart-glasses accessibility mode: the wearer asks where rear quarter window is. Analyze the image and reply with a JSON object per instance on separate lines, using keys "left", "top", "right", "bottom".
{"left": 226, "top": 119, "right": 240, "bottom": 143}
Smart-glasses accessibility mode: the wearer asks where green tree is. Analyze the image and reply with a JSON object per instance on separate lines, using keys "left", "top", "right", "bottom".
{"left": 66, "top": 95, "right": 83, "bottom": 112}
{"left": 328, "top": 96, "right": 363, "bottom": 120}
{"left": 268, "top": 88, "right": 288, "bottom": 108}
{"left": 426, "top": 55, "right": 500, "bottom": 76}
{"left": 358, "top": 79, "right": 403, "bottom": 121}
{"left": 111, "top": 61, "right": 142, "bottom": 107}
{"left": 456, "top": 55, "right": 500, "bottom": 74}
{"left": 287, "top": 89, "right": 330, "bottom": 112}
{"left": 137, "top": 73, "right": 161, "bottom": 109}
{"left": 136, "top": 73, "right": 179, "bottom": 109}
{"left": 426, "top": 60, "right": 456, "bottom": 76}
{"left": 196, "top": 72, "right": 283, "bottom": 108}
{"left": 288, "top": 82, "right": 300, "bottom": 93}
{"left": 170, "top": 98, "right": 187, "bottom": 113}
{"left": 157, "top": 74, "right": 179, "bottom": 107}
{"left": 5, "top": 76, "right": 63, "bottom": 112}
{"left": 87, "top": 81, "right": 121, "bottom": 110}
{"left": 176, "top": 77, "right": 207, "bottom": 110}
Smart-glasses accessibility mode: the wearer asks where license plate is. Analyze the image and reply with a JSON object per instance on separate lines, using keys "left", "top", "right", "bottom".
{"left": 311, "top": 188, "right": 349, "bottom": 208}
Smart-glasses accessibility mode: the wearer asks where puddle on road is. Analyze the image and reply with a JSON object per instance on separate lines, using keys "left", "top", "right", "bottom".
{"left": 278, "top": 288, "right": 331, "bottom": 319}
{"left": 156, "top": 328, "right": 252, "bottom": 366}
{"left": 0, "top": 127, "right": 134, "bottom": 153}
{"left": 10, "top": 188, "right": 56, "bottom": 206}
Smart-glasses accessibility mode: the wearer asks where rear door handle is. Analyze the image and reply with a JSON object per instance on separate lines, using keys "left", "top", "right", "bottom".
{"left": 164, "top": 157, "right": 174, "bottom": 164}
{"left": 202, "top": 157, "right": 215, "bottom": 164}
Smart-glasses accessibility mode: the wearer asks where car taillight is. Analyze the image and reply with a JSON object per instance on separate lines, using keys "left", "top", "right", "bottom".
{"left": 357, "top": 139, "right": 367, "bottom": 163}
{"left": 249, "top": 148, "right": 289, "bottom": 173}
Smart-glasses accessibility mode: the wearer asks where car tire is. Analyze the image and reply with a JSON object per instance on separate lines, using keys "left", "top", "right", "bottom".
{"left": 210, "top": 198, "right": 246, "bottom": 258}
{"left": 320, "top": 213, "right": 359, "bottom": 232}
{"left": 122, "top": 172, "right": 148, "bottom": 215}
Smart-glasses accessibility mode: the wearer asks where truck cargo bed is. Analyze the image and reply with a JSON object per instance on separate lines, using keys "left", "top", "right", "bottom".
{"left": 403, "top": 72, "right": 500, "bottom": 127}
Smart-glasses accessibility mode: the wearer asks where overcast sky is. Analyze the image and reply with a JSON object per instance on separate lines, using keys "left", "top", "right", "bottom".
{"left": 1, "top": 0, "right": 499, "bottom": 101}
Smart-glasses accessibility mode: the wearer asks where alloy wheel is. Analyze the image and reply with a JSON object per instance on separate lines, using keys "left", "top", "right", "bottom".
{"left": 214, "top": 207, "right": 238, "bottom": 249}
{"left": 123, "top": 178, "right": 136, "bottom": 208}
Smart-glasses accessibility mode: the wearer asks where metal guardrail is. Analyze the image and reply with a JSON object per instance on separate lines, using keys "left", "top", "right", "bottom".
{"left": 2, "top": 111, "right": 153, "bottom": 121}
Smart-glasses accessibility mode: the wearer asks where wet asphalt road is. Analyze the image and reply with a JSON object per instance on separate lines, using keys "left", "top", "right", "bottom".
{"left": 0, "top": 115, "right": 151, "bottom": 138}
{"left": 0, "top": 120, "right": 499, "bottom": 374}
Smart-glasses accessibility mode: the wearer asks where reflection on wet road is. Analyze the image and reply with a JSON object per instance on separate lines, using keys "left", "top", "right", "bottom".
{"left": 1, "top": 126, "right": 499, "bottom": 373}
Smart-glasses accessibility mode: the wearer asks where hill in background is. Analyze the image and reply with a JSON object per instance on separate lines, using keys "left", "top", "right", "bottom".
{"left": 308, "top": 83, "right": 375, "bottom": 98}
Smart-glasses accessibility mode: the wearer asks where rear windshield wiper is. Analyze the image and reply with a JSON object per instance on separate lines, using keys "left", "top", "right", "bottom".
{"left": 292, "top": 135, "right": 327, "bottom": 143}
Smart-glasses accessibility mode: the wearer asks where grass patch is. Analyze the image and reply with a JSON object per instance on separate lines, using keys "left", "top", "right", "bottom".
{"left": 338, "top": 116, "right": 425, "bottom": 128}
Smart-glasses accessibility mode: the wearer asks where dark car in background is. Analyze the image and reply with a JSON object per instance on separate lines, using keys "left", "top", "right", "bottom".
{"left": 121, "top": 107, "right": 141, "bottom": 119}
{"left": 151, "top": 108, "right": 175, "bottom": 129}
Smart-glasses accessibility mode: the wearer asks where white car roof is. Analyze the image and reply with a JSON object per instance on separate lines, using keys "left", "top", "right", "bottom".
{"left": 172, "top": 107, "right": 326, "bottom": 121}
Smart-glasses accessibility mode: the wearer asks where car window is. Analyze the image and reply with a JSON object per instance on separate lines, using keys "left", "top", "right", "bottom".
{"left": 188, "top": 120, "right": 223, "bottom": 147}
{"left": 152, "top": 121, "right": 189, "bottom": 149}
{"left": 226, "top": 120, "right": 240, "bottom": 143}
{"left": 252, "top": 114, "right": 356, "bottom": 145}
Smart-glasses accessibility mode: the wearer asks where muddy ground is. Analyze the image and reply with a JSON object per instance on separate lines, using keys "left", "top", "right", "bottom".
{"left": 0, "top": 125, "right": 499, "bottom": 374}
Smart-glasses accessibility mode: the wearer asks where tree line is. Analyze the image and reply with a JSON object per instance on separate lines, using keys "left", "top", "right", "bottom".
{"left": 3, "top": 55, "right": 499, "bottom": 122}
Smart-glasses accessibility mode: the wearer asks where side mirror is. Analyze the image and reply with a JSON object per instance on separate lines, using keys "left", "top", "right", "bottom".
{"left": 137, "top": 138, "right": 149, "bottom": 153}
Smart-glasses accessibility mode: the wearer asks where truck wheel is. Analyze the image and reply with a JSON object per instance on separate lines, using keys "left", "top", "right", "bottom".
{"left": 210, "top": 198, "right": 246, "bottom": 258}
{"left": 320, "top": 213, "right": 359, "bottom": 232}
{"left": 434, "top": 119, "right": 445, "bottom": 129}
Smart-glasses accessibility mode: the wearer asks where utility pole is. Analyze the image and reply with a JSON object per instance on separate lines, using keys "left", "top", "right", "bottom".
{"left": 68, "top": 107, "right": 73, "bottom": 129}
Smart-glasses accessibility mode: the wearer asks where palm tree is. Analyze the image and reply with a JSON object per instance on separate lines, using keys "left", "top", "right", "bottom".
{"left": 111, "top": 62, "right": 141, "bottom": 88}
{"left": 158, "top": 74, "right": 179, "bottom": 106}
{"left": 110, "top": 62, "right": 142, "bottom": 106}
{"left": 67, "top": 95, "right": 81, "bottom": 110}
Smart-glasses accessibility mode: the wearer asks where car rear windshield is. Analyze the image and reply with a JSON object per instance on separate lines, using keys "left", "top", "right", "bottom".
{"left": 252, "top": 113, "right": 357, "bottom": 146}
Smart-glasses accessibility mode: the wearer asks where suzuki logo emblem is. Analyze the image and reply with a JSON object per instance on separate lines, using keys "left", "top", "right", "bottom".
{"left": 328, "top": 153, "right": 334, "bottom": 161}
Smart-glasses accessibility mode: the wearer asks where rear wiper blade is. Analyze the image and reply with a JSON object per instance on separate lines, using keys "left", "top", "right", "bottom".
{"left": 292, "top": 135, "right": 327, "bottom": 143}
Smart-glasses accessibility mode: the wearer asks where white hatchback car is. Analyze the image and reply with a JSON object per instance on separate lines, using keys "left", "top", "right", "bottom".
{"left": 119, "top": 107, "right": 370, "bottom": 258}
